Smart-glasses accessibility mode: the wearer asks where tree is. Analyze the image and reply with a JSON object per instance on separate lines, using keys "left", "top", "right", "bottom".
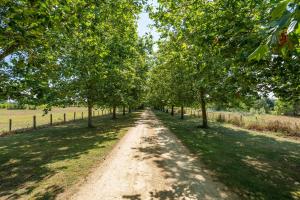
{"left": 1, "top": 0, "right": 146, "bottom": 128}
{"left": 249, "top": 0, "right": 300, "bottom": 114}
{"left": 149, "top": 0, "right": 269, "bottom": 127}
{"left": 0, "top": 0, "right": 73, "bottom": 61}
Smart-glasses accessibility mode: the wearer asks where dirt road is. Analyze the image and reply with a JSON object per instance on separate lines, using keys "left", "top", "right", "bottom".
{"left": 69, "top": 110, "right": 237, "bottom": 200}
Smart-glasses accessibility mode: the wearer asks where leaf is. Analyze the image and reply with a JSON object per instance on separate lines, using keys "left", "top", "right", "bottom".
{"left": 287, "top": 20, "right": 298, "bottom": 34}
{"left": 271, "top": 0, "right": 289, "bottom": 20}
{"left": 248, "top": 44, "right": 269, "bottom": 61}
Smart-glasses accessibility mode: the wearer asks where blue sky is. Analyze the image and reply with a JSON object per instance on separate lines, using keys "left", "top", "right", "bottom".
{"left": 137, "top": 0, "right": 160, "bottom": 41}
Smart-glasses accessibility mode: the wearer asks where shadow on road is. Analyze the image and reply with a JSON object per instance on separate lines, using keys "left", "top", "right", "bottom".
{"left": 127, "top": 110, "right": 234, "bottom": 199}
{"left": 142, "top": 111, "right": 300, "bottom": 200}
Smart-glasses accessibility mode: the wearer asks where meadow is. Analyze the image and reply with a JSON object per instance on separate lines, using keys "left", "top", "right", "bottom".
{"left": 182, "top": 108, "right": 300, "bottom": 137}
{"left": 0, "top": 107, "right": 108, "bottom": 134}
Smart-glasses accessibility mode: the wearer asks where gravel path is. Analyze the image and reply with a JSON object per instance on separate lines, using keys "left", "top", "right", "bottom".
{"left": 69, "top": 110, "right": 237, "bottom": 200}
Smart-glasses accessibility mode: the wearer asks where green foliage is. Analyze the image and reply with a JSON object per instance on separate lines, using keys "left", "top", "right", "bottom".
{"left": 0, "top": 0, "right": 148, "bottom": 126}
{"left": 249, "top": 0, "right": 300, "bottom": 59}
{"left": 147, "top": 0, "right": 298, "bottom": 118}
{"left": 274, "top": 99, "right": 296, "bottom": 115}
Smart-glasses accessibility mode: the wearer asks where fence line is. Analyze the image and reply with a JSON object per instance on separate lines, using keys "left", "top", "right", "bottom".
{"left": 1, "top": 109, "right": 111, "bottom": 135}
{"left": 163, "top": 107, "right": 300, "bottom": 136}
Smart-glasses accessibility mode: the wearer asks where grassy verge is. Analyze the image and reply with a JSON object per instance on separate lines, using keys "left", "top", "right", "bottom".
{"left": 0, "top": 112, "right": 140, "bottom": 199}
{"left": 186, "top": 108, "right": 300, "bottom": 137}
{"left": 154, "top": 111, "right": 300, "bottom": 200}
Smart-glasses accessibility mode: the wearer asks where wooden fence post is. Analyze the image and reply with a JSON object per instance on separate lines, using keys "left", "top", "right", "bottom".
{"left": 50, "top": 114, "right": 53, "bottom": 125}
{"left": 64, "top": 113, "right": 66, "bottom": 123}
{"left": 33, "top": 116, "right": 36, "bottom": 129}
{"left": 9, "top": 119, "right": 12, "bottom": 132}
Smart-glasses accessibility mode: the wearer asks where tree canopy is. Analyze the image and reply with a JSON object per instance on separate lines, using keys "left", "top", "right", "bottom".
{"left": 1, "top": 0, "right": 299, "bottom": 128}
{"left": 0, "top": 0, "right": 150, "bottom": 127}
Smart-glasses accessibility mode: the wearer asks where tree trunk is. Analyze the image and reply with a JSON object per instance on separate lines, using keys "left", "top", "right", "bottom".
{"left": 123, "top": 106, "right": 125, "bottom": 116}
{"left": 129, "top": 106, "right": 132, "bottom": 113}
{"left": 88, "top": 102, "right": 93, "bottom": 128}
{"left": 200, "top": 91, "right": 208, "bottom": 128}
{"left": 171, "top": 105, "right": 174, "bottom": 116}
{"left": 181, "top": 106, "right": 184, "bottom": 119}
{"left": 112, "top": 106, "right": 117, "bottom": 119}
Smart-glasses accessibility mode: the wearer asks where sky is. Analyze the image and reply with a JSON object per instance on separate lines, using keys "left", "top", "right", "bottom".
{"left": 137, "top": 0, "right": 160, "bottom": 41}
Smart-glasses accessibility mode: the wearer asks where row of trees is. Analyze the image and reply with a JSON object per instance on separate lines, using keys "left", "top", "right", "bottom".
{"left": 0, "top": 0, "right": 150, "bottom": 127}
{"left": 146, "top": 0, "right": 300, "bottom": 127}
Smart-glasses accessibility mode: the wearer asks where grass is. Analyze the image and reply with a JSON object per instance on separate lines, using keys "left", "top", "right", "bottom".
{"left": 0, "top": 107, "right": 108, "bottom": 133}
{"left": 185, "top": 108, "right": 300, "bottom": 137}
{"left": 0, "top": 112, "right": 139, "bottom": 199}
{"left": 155, "top": 111, "right": 300, "bottom": 200}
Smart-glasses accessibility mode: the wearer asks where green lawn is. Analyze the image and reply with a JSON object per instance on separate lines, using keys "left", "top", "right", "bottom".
{"left": 0, "top": 112, "right": 139, "bottom": 199}
{"left": 155, "top": 111, "right": 300, "bottom": 200}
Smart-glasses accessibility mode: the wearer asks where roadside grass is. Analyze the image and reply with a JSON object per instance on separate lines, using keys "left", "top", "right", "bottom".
{"left": 179, "top": 108, "right": 300, "bottom": 137}
{"left": 0, "top": 112, "right": 140, "bottom": 199}
{"left": 155, "top": 111, "right": 300, "bottom": 200}
{"left": 210, "top": 111, "right": 300, "bottom": 137}
{"left": 0, "top": 107, "right": 107, "bottom": 133}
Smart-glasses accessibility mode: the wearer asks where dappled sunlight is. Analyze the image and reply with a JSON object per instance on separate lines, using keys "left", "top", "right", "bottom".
{"left": 242, "top": 156, "right": 272, "bottom": 173}
{"left": 130, "top": 110, "right": 236, "bottom": 199}
{"left": 0, "top": 113, "right": 140, "bottom": 199}
{"left": 155, "top": 111, "right": 300, "bottom": 200}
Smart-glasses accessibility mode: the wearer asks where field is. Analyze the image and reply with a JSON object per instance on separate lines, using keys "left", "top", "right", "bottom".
{"left": 182, "top": 108, "right": 300, "bottom": 137}
{"left": 0, "top": 112, "right": 139, "bottom": 199}
{"left": 155, "top": 111, "right": 300, "bottom": 200}
{"left": 0, "top": 107, "right": 109, "bottom": 133}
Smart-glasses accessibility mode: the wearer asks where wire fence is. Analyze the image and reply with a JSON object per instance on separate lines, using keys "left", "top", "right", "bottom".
{"left": 0, "top": 108, "right": 110, "bottom": 135}
{"left": 169, "top": 107, "right": 300, "bottom": 136}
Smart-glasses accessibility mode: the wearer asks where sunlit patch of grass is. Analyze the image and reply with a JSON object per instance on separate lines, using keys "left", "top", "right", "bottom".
{"left": 0, "top": 112, "right": 140, "bottom": 199}
{"left": 0, "top": 107, "right": 109, "bottom": 133}
{"left": 155, "top": 111, "right": 300, "bottom": 200}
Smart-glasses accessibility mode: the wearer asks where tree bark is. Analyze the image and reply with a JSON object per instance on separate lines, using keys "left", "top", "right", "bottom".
{"left": 128, "top": 106, "right": 132, "bottom": 113}
{"left": 171, "top": 105, "right": 174, "bottom": 116}
{"left": 181, "top": 106, "right": 184, "bottom": 119}
{"left": 123, "top": 106, "right": 125, "bottom": 116}
{"left": 112, "top": 106, "right": 117, "bottom": 119}
{"left": 200, "top": 91, "right": 208, "bottom": 128}
{"left": 88, "top": 102, "right": 93, "bottom": 128}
